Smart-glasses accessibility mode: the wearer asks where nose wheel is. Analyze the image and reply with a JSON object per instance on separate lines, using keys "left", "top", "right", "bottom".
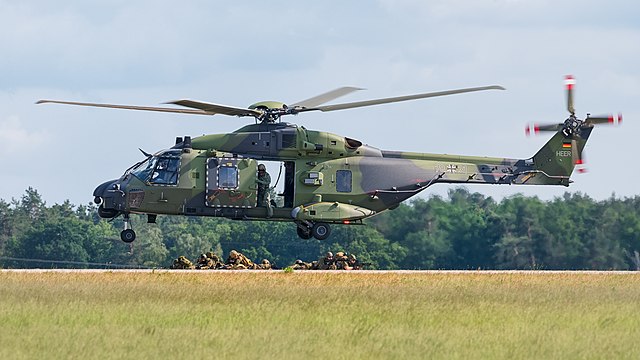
{"left": 121, "top": 229, "right": 136, "bottom": 243}
{"left": 120, "top": 213, "right": 136, "bottom": 243}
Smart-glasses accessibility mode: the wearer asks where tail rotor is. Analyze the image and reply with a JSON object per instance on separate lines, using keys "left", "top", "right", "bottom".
{"left": 525, "top": 75, "right": 621, "bottom": 174}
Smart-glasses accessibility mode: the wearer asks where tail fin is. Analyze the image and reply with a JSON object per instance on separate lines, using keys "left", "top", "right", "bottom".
{"left": 528, "top": 127, "right": 593, "bottom": 185}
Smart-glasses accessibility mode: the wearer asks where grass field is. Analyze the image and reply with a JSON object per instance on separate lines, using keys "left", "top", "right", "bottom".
{"left": 1, "top": 271, "right": 639, "bottom": 359}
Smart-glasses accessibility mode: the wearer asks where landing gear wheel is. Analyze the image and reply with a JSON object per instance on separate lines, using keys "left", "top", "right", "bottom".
{"left": 121, "top": 229, "right": 136, "bottom": 243}
{"left": 296, "top": 226, "right": 312, "bottom": 240}
{"left": 312, "top": 222, "right": 331, "bottom": 240}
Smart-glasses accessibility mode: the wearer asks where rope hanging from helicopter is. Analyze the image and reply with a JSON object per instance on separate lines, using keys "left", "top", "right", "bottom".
{"left": 271, "top": 162, "right": 284, "bottom": 191}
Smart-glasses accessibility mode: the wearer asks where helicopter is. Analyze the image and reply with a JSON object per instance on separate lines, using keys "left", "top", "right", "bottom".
{"left": 37, "top": 75, "right": 620, "bottom": 242}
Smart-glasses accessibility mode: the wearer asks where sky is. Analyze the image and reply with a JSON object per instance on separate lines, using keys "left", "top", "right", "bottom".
{"left": 1, "top": 0, "right": 639, "bottom": 206}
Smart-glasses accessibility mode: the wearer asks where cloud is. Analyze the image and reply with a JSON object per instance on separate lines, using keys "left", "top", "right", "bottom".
{"left": 0, "top": 116, "right": 50, "bottom": 155}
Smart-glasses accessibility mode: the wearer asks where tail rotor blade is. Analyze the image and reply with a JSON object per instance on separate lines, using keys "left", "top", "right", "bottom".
{"left": 572, "top": 139, "right": 588, "bottom": 173}
{"left": 565, "top": 75, "right": 576, "bottom": 115}
{"left": 525, "top": 123, "right": 563, "bottom": 136}
{"left": 538, "top": 123, "right": 562, "bottom": 132}
{"left": 585, "top": 114, "right": 622, "bottom": 126}
{"left": 537, "top": 123, "right": 562, "bottom": 132}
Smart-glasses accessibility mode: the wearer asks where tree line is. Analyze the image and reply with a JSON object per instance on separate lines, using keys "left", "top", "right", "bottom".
{"left": 1, "top": 187, "right": 639, "bottom": 270}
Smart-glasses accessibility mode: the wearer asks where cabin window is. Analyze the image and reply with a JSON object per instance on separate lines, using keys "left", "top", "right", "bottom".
{"left": 218, "top": 165, "right": 239, "bottom": 189}
{"left": 336, "top": 170, "right": 352, "bottom": 193}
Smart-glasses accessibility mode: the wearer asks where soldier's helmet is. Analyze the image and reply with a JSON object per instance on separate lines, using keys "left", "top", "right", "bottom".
{"left": 349, "top": 254, "right": 357, "bottom": 261}
{"left": 229, "top": 250, "right": 239, "bottom": 259}
{"left": 262, "top": 259, "right": 271, "bottom": 265}
{"left": 295, "top": 259, "right": 303, "bottom": 264}
{"left": 199, "top": 253, "right": 207, "bottom": 259}
{"left": 258, "top": 164, "right": 266, "bottom": 171}
{"left": 336, "top": 251, "right": 345, "bottom": 258}
{"left": 326, "top": 251, "right": 333, "bottom": 258}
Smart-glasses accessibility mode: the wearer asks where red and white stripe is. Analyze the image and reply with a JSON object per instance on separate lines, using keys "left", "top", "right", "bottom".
{"left": 525, "top": 124, "right": 540, "bottom": 136}
{"left": 564, "top": 75, "right": 575, "bottom": 90}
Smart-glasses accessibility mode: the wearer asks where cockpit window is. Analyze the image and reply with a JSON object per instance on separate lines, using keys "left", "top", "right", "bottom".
{"left": 131, "top": 153, "right": 180, "bottom": 185}
{"left": 130, "top": 157, "right": 156, "bottom": 181}
{"left": 151, "top": 157, "right": 180, "bottom": 185}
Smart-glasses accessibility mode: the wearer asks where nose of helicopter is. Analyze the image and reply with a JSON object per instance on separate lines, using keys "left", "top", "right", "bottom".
{"left": 93, "top": 179, "right": 126, "bottom": 218}
{"left": 93, "top": 179, "right": 118, "bottom": 203}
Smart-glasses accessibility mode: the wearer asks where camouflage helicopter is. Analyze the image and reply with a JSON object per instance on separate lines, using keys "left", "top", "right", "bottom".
{"left": 37, "top": 75, "right": 620, "bottom": 242}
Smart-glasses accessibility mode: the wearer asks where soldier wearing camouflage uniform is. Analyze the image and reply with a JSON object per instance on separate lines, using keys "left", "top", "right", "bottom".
{"left": 206, "top": 251, "right": 223, "bottom": 269}
{"left": 171, "top": 255, "right": 195, "bottom": 269}
{"left": 334, "top": 251, "right": 350, "bottom": 270}
{"left": 257, "top": 259, "right": 272, "bottom": 270}
{"left": 256, "top": 164, "right": 271, "bottom": 207}
{"left": 347, "top": 254, "right": 360, "bottom": 270}
{"left": 316, "top": 251, "right": 336, "bottom": 270}
{"left": 291, "top": 259, "right": 312, "bottom": 270}
{"left": 225, "top": 249, "right": 257, "bottom": 269}
{"left": 196, "top": 253, "right": 215, "bottom": 270}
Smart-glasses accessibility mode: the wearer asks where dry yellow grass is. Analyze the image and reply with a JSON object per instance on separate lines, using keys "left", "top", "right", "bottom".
{"left": 1, "top": 271, "right": 639, "bottom": 359}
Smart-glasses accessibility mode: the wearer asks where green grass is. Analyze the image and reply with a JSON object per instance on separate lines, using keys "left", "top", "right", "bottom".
{"left": 1, "top": 271, "right": 639, "bottom": 359}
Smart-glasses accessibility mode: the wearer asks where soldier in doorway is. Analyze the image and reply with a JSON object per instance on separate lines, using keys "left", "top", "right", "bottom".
{"left": 256, "top": 164, "right": 271, "bottom": 207}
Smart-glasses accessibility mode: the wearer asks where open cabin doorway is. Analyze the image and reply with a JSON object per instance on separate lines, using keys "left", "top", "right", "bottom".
{"left": 260, "top": 160, "right": 295, "bottom": 209}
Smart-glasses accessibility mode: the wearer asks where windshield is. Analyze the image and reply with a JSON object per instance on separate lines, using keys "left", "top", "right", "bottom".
{"left": 130, "top": 150, "right": 181, "bottom": 185}
{"left": 131, "top": 157, "right": 157, "bottom": 182}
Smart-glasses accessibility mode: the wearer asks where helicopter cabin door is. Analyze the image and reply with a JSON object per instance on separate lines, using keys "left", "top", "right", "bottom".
{"left": 205, "top": 157, "right": 257, "bottom": 208}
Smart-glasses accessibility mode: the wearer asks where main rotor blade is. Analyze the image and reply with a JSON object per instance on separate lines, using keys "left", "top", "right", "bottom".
{"left": 565, "top": 75, "right": 575, "bottom": 116}
{"left": 165, "top": 100, "right": 262, "bottom": 117}
{"left": 290, "top": 87, "right": 364, "bottom": 108}
{"left": 36, "top": 99, "right": 213, "bottom": 115}
{"left": 298, "top": 85, "right": 505, "bottom": 113}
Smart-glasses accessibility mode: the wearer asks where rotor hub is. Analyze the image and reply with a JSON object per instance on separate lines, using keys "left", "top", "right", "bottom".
{"left": 562, "top": 116, "right": 583, "bottom": 138}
